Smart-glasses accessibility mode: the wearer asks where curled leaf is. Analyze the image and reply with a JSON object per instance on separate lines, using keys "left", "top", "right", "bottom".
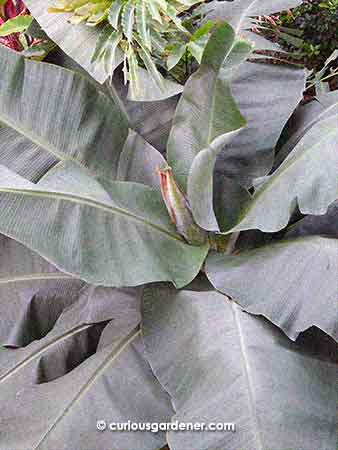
{"left": 158, "top": 166, "right": 208, "bottom": 246}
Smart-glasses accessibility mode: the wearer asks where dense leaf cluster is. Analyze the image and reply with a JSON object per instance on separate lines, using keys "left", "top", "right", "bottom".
{"left": 280, "top": 0, "right": 338, "bottom": 69}
{"left": 257, "top": 0, "right": 338, "bottom": 92}
{"left": 49, "top": 0, "right": 215, "bottom": 94}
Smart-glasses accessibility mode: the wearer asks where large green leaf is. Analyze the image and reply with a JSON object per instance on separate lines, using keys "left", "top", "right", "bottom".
{"left": 0, "top": 235, "right": 173, "bottom": 449}
{"left": 0, "top": 326, "right": 171, "bottom": 450}
{"left": 227, "top": 115, "right": 338, "bottom": 233}
{"left": 0, "top": 45, "right": 128, "bottom": 184}
{"left": 167, "top": 22, "right": 253, "bottom": 191}
{"left": 0, "top": 163, "right": 209, "bottom": 288}
{"left": 24, "top": 0, "right": 121, "bottom": 83}
{"left": 142, "top": 282, "right": 338, "bottom": 450}
{"left": 206, "top": 236, "right": 338, "bottom": 342}
{"left": 0, "top": 304, "right": 172, "bottom": 449}
{"left": 202, "top": 0, "right": 306, "bottom": 185}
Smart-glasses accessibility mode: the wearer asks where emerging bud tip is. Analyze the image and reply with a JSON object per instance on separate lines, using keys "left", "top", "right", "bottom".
{"left": 157, "top": 166, "right": 208, "bottom": 246}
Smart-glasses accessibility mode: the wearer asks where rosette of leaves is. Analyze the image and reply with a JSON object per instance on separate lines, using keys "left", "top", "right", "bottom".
{"left": 0, "top": 9, "right": 337, "bottom": 450}
{"left": 47, "top": 0, "right": 215, "bottom": 96}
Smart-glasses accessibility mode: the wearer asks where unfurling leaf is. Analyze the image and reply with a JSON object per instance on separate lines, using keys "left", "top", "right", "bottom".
{"left": 158, "top": 166, "right": 208, "bottom": 246}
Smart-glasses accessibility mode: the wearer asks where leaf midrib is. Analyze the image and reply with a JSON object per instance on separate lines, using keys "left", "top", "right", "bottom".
{"left": 231, "top": 302, "right": 264, "bottom": 450}
{"left": 0, "top": 113, "right": 110, "bottom": 184}
{"left": 0, "top": 114, "right": 87, "bottom": 170}
{"left": 0, "top": 273, "right": 74, "bottom": 284}
{"left": 0, "top": 324, "right": 92, "bottom": 384}
{"left": 0, "top": 186, "right": 184, "bottom": 242}
{"left": 34, "top": 326, "right": 141, "bottom": 450}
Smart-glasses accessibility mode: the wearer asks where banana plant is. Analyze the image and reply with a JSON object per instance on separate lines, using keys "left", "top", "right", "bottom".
{"left": 0, "top": 9, "right": 337, "bottom": 450}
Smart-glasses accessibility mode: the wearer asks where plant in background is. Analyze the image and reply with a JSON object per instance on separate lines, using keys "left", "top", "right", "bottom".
{"left": 0, "top": 0, "right": 54, "bottom": 58}
{"left": 319, "top": 0, "right": 338, "bottom": 11}
{"left": 0, "top": 0, "right": 32, "bottom": 50}
{"left": 252, "top": 0, "right": 338, "bottom": 93}
{"left": 0, "top": 0, "right": 337, "bottom": 449}
{"left": 48, "top": 0, "right": 215, "bottom": 94}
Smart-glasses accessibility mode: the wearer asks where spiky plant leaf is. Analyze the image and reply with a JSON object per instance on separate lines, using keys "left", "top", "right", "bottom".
{"left": 103, "top": 29, "right": 123, "bottom": 75}
{"left": 142, "top": 282, "right": 338, "bottom": 450}
{"left": 136, "top": 0, "right": 151, "bottom": 50}
{"left": 108, "top": 0, "right": 123, "bottom": 28}
{"left": 137, "top": 40, "right": 165, "bottom": 90}
{"left": 91, "top": 23, "right": 114, "bottom": 63}
{"left": 127, "top": 45, "right": 141, "bottom": 98}
{"left": 175, "top": 0, "right": 202, "bottom": 6}
{"left": 121, "top": 0, "right": 135, "bottom": 43}
{"left": 146, "top": 0, "right": 162, "bottom": 23}
{"left": 150, "top": 28, "right": 166, "bottom": 53}
{"left": 32, "top": 0, "right": 204, "bottom": 97}
{"left": 151, "top": 0, "right": 167, "bottom": 13}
